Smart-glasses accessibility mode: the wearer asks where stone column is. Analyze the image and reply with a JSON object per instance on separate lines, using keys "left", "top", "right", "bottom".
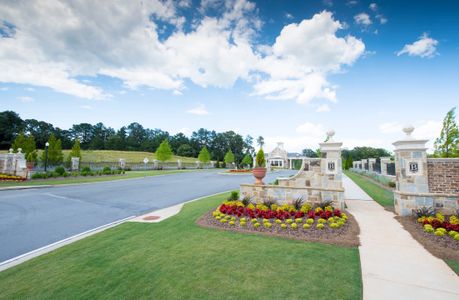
{"left": 71, "top": 157, "right": 80, "bottom": 171}
{"left": 195, "top": 160, "right": 200, "bottom": 169}
{"left": 368, "top": 158, "right": 376, "bottom": 173}
{"left": 119, "top": 158, "right": 126, "bottom": 170}
{"left": 177, "top": 159, "right": 182, "bottom": 169}
{"left": 393, "top": 126, "right": 429, "bottom": 216}
{"left": 380, "top": 157, "right": 391, "bottom": 176}
{"left": 319, "top": 130, "right": 344, "bottom": 209}
{"left": 153, "top": 159, "right": 158, "bottom": 169}
{"left": 210, "top": 161, "right": 215, "bottom": 168}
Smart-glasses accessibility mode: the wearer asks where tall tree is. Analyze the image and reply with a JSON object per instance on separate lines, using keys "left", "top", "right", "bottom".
{"left": 176, "top": 144, "right": 195, "bottom": 157}
{"left": 198, "top": 146, "right": 211, "bottom": 163}
{"left": 434, "top": 107, "right": 459, "bottom": 158}
{"left": 12, "top": 132, "right": 36, "bottom": 157}
{"left": 302, "top": 148, "right": 318, "bottom": 157}
{"left": 156, "top": 139, "right": 173, "bottom": 162}
{"left": 242, "top": 154, "right": 252, "bottom": 168}
{"left": 0, "top": 111, "right": 24, "bottom": 149}
{"left": 66, "top": 139, "right": 82, "bottom": 167}
{"left": 41, "top": 134, "right": 63, "bottom": 165}
{"left": 256, "top": 136, "right": 264, "bottom": 148}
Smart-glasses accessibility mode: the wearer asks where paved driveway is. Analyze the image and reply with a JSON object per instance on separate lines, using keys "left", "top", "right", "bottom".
{"left": 0, "top": 170, "right": 295, "bottom": 262}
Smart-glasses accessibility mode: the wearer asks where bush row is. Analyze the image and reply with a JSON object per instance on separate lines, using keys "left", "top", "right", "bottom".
{"left": 31, "top": 166, "right": 125, "bottom": 179}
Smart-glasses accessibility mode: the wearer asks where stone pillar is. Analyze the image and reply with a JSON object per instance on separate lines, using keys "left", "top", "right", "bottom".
{"left": 5, "top": 148, "right": 14, "bottom": 175}
{"left": 393, "top": 126, "right": 429, "bottom": 216}
{"left": 177, "top": 159, "right": 182, "bottom": 169}
{"left": 368, "top": 158, "right": 376, "bottom": 173}
{"left": 195, "top": 160, "right": 200, "bottom": 169}
{"left": 210, "top": 161, "right": 215, "bottom": 168}
{"left": 153, "top": 159, "right": 158, "bottom": 169}
{"left": 319, "top": 130, "right": 344, "bottom": 209}
{"left": 380, "top": 157, "right": 391, "bottom": 176}
{"left": 71, "top": 157, "right": 80, "bottom": 171}
{"left": 119, "top": 158, "right": 126, "bottom": 170}
{"left": 15, "top": 149, "right": 27, "bottom": 177}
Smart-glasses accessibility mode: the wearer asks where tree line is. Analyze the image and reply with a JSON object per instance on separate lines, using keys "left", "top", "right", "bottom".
{"left": 0, "top": 110, "right": 257, "bottom": 165}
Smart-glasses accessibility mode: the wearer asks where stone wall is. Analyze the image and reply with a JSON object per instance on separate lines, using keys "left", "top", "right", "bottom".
{"left": 427, "top": 158, "right": 459, "bottom": 194}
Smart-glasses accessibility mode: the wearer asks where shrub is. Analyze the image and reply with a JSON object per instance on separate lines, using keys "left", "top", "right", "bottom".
{"left": 255, "top": 148, "right": 266, "bottom": 167}
{"left": 303, "top": 223, "right": 311, "bottom": 229}
{"left": 280, "top": 224, "right": 287, "bottom": 229}
{"left": 293, "top": 197, "right": 304, "bottom": 210}
{"left": 262, "top": 198, "right": 277, "bottom": 208}
{"left": 291, "top": 223, "right": 298, "bottom": 230}
{"left": 306, "top": 218, "right": 314, "bottom": 224}
{"left": 31, "top": 172, "right": 45, "bottom": 179}
{"left": 253, "top": 223, "right": 260, "bottom": 228}
{"left": 388, "top": 181, "right": 396, "bottom": 188}
{"left": 54, "top": 166, "right": 66, "bottom": 176}
{"left": 102, "top": 166, "right": 112, "bottom": 175}
{"left": 241, "top": 196, "right": 252, "bottom": 206}
{"left": 413, "top": 207, "right": 435, "bottom": 218}
{"left": 316, "top": 223, "right": 325, "bottom": 229}
{"left": 229, "top": 221, "right": 235, "bottom": 226}
{"left": 227, "top": 191, "right": 239, "bottom": 201}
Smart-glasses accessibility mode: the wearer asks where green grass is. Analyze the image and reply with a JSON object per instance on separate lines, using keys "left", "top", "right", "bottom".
{"left": 0, "top": 149, "right": 197, "bottom": 163}
{"left": 344, "top": 170, "right": 394, "bottom": 208}
{"left": 446, "top": 259, "right": 459, "bottom": 276}
{"left": 0, "top": 193, "right": 362, "bottom": 299}
{"left": 0, "top": 170, "right": 201, "bottom": 187}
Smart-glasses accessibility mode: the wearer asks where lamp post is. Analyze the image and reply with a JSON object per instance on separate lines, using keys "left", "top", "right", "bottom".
{"left": 44, "top": 142, "right": 50, "bottom": 172}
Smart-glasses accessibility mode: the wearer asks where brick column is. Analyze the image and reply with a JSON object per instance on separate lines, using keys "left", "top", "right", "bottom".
{"left": 393, "top": 126, "right": 429, "bottom": 216}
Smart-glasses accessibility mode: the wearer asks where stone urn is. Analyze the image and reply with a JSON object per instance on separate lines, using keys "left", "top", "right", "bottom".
{"left": 252, "top": 167, "right": 267, "bottom": 185}
{"left": 26, "top": 161, "right": 34, "bottom": 170}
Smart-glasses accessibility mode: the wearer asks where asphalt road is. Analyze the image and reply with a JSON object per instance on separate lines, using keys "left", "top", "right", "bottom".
{"left": 0, "top": 170, "right": 295, "bottom": 262}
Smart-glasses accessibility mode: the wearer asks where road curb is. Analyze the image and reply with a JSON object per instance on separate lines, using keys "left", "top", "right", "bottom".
{"left": 0, "top": 185, "right": 53, "bottom": 191}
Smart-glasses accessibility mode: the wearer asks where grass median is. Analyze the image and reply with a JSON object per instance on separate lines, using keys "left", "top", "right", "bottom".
{"left": 344, "top": 170, "right": 394, "bottom": 208}
{"left": 0, "top": 192, "right": 362, "bottom": 299}
{"left": 0, "top": 169, "right": 203, "bottom": 188}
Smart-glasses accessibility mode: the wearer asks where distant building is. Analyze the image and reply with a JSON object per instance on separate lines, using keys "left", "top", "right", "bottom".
{"left": 266, "top": 142, "right": 305, "bottom": 169}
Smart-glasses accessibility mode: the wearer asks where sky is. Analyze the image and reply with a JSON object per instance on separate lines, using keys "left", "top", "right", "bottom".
{"left": 0, "top": 0, "right": 458, "bottom": 153}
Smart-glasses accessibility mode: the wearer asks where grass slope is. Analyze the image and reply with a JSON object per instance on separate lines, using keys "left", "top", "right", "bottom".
{"left": 0, "top": 170, "right": 200, "bottom": 187}
{"left": 0, "top": 193, "right": 362, "bottom": 299}
{"left": 446, "top": 260, "right": 459, "bottom": 275}
{"left": 0, "top": 149, "right": 197, "bottom": 163}
{"left": 344, "top": 170, "right": 394, "bottom": 208}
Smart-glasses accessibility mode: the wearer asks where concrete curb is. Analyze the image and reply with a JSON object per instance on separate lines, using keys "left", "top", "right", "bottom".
{"left": 0, "top": 215, "right": 135, "bottom": 272}
{"left": 0, "top": 185, "right": 53, "bottom": 191}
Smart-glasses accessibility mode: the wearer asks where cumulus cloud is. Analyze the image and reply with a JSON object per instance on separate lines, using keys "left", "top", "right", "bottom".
{"left": 369, "top": 3, "right": 378, "bottom": 11}
{"left": 354, "top": 13, "right": 372, "bottom": 26}
{"left": 397, "top": 33, "right": 438, "bottom": 58}
{"left": 375, "top": 14, "right": 387, "bottom": 24}
{"left": 187, "top": 104, "right": 209, "bottom": 115}
{"left": 0, "top": 1, "right": 364, "bottom": 106}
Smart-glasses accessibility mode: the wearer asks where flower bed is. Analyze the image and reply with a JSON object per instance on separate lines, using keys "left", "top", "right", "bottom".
{"left": 417, "top": 212, "right": 459, "bottom": 244}
{"left": 198, "top": 197, "right": 360, "bottom": 247}
{"left": 0, "top": 174, "right": 26, "bottom": 182}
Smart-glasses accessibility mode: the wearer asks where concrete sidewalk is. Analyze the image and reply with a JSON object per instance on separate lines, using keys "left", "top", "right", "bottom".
{"left": 343, "top": 176, "right": 459, "bottom": 300}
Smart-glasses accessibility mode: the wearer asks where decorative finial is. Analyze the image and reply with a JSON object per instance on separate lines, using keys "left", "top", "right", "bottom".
{"left": 9, "top": 148, "right": 13, "bottom": 154}
{"left": 17, "top": 148, "right": 22, "bottom": 153}
{"left": 326, "top": 130, "right": 335, "bottom": 142}
{"left": 403, "top": 125, "right": 414, "bottom": 138}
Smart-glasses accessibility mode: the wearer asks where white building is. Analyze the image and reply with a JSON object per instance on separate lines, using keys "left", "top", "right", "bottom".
{"left": 266, "top": 142, "right": 307, "bottom": 169}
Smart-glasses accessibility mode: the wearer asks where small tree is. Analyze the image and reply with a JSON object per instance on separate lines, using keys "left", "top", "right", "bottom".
{"left": 224, "top": 149, "right": 235, "bottom": 167}
{"left": 12, "top": 132, "right": 36, "bottom": 158}
{"left": 156, "top": 139, "right": 173, "bottom": 162}
{"left": 198, "top": 146, "right": 211, "bottom": 164}
{"left": 255, "top": 148, "right": 266, "bottom": 168}
{"left": 434, "top": 107, "right": 459, "bottom": 158}
{"left": 256, "top": 136, "right": 264, "bottom": 148}
{"left": 41, "top": 134, "right": 63, "bottom": 165}
{"left": 242, "top": 154, "right": 252, "bottom": 168}
{"left": 66, "top": 139, "right": 82, "bottom": 168}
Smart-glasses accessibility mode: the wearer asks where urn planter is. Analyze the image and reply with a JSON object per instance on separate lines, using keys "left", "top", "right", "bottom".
{"left": 26, "top": 162, "right": 34, "bottom": 170}
{"left": 252, "top": 167, "right": 267, "bottom": 185}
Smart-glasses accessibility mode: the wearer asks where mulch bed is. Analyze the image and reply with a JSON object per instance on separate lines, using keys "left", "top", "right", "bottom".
{"left": 396, "top": 216, "right": 459, "bottom": 261}
{"left": 197, "top": 210, "right": 360, "bottom": 247}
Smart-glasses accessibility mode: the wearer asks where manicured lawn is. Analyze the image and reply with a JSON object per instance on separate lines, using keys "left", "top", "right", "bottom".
{"left": 344, "top": 170, "right": 394, "bottom": 208}
{"left": 446, "top": 259, "right": 459, "bottom": 276}
{"left": 0, "top": 193, "right": 362, "bottom": 299}
{"left": 0, "top": 149, "right": 197, "bottom": 163}
{"left": 0, "top": 169, "right": 201, "bottom": 187}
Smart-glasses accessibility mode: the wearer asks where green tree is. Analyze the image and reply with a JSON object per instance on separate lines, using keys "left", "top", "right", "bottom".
{"left": 66, "top": 139, "right": 82, "bottom": 167}
{"left": 156, "top": 139, "right": 173, "bottom": 162}
{"left": 256, "top": 136, "right": 264, "bottom": 148}
{"left": 12, "top": 132, "right": 37, "bottom": 161}
{"left": 198, "top": 146, "right": 211, "bottom": 163}
{"left": 242, "top": 154, "right": 252, "bottom": 168}
{"left": 224, "top": 149, "right": 235, "bottom": 166}
{"left": 434, "top": 107, "right": 459, "bottom": 158}
{"left": 177, "top": 144, "right": 195, "bottom": 157}
{"left": 255, "top": 148, "right": 266, "bottom": 167}
{"left": 41, "top": 134, "right": 64, "bottom": 165}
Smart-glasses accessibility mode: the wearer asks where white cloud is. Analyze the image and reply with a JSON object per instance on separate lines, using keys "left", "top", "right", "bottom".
{"left": 0, "top": 87, "right": 8, "bottom": 91}
{"left": 81, "top": 105, "right": 93, "bottom": 110}
{"left": 316, "top": 104, "right": 330, "bottom": 112}
{"left": 397, "top": 33, "right": 438, "bottom": 58}
{"left": 346, "top": 1, "right": 358, "bottom": 7}
{"left": 0, "top": 2, "right": 364, "bottom": 106}
{"left": 375, "top": 14, "right": 387, "bottom": 24}
{"left": 25, "top": 87, "right": 35, "bottom": 91}
{"left": 285, "top": 13, "right": 294, "bottom": 19}
{"left": 354, "top": 13, "right": 372, "bottom": 26}
{"left": 187, "top": 104, "right": 209, "bottom": 115}
{"left": 369, "top": 3, "right": 378, "bottom": 11}
{"left": 173, "top": 90, "right": 183, "bottom": 96}
{"left": 177, "top": 127, "right": 191, "bottom": 136}
{"left": 17, "top": 96, "right": 34, "bottom": 102}
{"left": 253, "top": 11, "right": 365, "bottom": 104}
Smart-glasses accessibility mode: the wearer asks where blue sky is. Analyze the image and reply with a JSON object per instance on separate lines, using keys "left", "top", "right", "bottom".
{"left": 0, "top": 0, "right": 458, "bottom": 152}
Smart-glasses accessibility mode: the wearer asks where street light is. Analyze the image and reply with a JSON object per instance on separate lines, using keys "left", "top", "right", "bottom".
{"left": 44, "top": 142, "right": 50, "bottom": 172}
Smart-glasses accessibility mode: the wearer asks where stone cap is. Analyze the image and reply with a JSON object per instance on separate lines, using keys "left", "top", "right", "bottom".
{"left": 393, "top": 125, "right": 428, "bottom": 151}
